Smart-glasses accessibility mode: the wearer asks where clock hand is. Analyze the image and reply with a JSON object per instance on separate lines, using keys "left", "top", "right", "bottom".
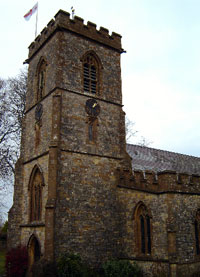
{"left": 92, "top": 103, "right": 97, "bottom": 108}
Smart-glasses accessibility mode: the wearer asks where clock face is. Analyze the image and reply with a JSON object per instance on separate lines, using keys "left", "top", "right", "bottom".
{"left": 35, "top": 103, "right": 43, "bottom": 121}
{"left": 85, "top": 99, "right": 100, "bottom": 117}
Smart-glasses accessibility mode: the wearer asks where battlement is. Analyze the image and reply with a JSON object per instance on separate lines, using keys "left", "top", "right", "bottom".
{"left": 27, "top": 9, "right": 123, "bottom": 61}
{"left": 117, "top": 168, "right": 200, "bottom": 194}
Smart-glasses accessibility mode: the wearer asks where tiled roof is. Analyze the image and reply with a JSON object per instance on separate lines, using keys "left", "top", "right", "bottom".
{"left": 126, "top": 144, "right": 200, "bottom": 175}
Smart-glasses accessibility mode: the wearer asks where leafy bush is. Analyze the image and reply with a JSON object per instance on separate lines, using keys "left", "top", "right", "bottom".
{"left": 56, "top": 253, "right": 143, "bottom": 277}
{"left": 57, "top": 253, "right": 93, "bottom": 277}
{"left": 102, "top": 259, "right": 143, "bottom": 277}
{"left": 6, "top": 245, "right": 28, "bottom": 277}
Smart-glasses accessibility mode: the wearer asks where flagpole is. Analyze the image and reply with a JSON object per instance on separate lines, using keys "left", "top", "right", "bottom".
{"left": 35, "top": 2, "right": 38, "bottom": 38}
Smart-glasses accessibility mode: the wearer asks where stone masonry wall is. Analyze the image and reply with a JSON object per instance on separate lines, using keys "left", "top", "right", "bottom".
{"left": 24, "top": 105, "right": 52, "bottom": 159}
{"left": 21, "top": 156, "right": 49, "bottom": 224}
{"left": 26, "top": 33, "right": 60, "bottom": 111}
{"left": 14, "top": 155, "right": 49, "bottom": 254}
{"left": 7, "top": 159, "right": 24, "bottom": 250}
{"left": 52, "top": 24, "right": 126, "bottom": 265}
{"left": 60, "top": 92, "right": 123, "bottom": 158}
{"left": 56, "top": 31, "right": 122, "bottom": 104}
{"left": 117, "top": 187, "right": 200, "bottom": 276}
{"left": 55, "top": 151, "right": 122, "bottom": 266}
{"left": 23, "top": 74, "right": 53, "bottom": 163}
{"left": 20, "top": 226, "right": 45, "bottom": 255}
{"left": 117, "top": 189, "right": 168, "bottom": 260}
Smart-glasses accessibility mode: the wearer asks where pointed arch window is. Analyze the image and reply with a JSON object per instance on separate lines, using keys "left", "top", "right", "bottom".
{"left": 194, "top": 209, "right": 200, "bottom": 255}
{"left": 82, "top": 52, "right": 100, "bottom": 94}
{"left": 134, "top": 202, "right": 152, "bottom": 255}
{"left": 36, "top": 58, "right": 47, "bottom": 101}
{"left": 29, "top": 166, "right": 44, "bottom": 222}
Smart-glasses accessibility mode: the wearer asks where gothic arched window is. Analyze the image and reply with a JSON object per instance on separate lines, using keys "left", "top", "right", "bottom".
{"left": 36, "top": 58, "right": 46, "bottom": 101}
{"left": 194, "top": 209, "right": 200, "bottom": 255}
{"left": 134, "top": 202, "right": 152, "bottom": 255}
{"left": 29, "top": 165, "right": 44, "bottom": 222}
{"left": 82, "top": 52, "right": 101, "bottom": 94}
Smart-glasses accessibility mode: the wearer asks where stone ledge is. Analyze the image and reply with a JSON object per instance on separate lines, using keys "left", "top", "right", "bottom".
{"left": 120, "top": 256, "right": 169, "bottom": 263}
{"left": 117, "top": 184, "right": 200, "bottom": 195}
{"left": 20, "top": 222, "right": 45, "bottom": 228}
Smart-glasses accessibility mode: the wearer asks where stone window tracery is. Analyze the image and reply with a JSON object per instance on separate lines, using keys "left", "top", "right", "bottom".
{"left": 29, "top": 166, "right": 44, "bottom": 222}
{"left": 134, "top": 202, "right": 152, "bottom": 255}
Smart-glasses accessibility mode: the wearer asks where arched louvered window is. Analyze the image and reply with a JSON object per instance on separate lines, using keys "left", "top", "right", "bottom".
{"left": 82, "top": 53, "right": 99, "bottom": 94}
{"left": 195, "top": 210, "right": 200, "bottom": 255}
{"left": 29, "top": 166, "right": 44, "bottom": 222}
{"left": 134, "top": 202, "right": 152, "bottom": 255}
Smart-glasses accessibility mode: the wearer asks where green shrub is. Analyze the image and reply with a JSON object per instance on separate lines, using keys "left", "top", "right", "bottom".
{"left": 102, "top": 259, "right": 143, "bottom": 277}
{"left": 56, "top": 253, "right": 93, "bottom": 277}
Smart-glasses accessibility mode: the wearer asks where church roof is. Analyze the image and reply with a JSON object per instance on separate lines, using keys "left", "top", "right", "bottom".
{"left": 126, "top": 144, "right": 200, "bottom": 175}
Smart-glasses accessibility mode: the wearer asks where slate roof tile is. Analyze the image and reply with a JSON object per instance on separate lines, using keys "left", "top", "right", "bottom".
{"left": 126, "top": 144, "right": 200, "bottom": 174}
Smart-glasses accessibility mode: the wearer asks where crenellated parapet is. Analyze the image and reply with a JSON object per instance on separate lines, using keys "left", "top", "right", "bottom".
{"left": 116, "top": 168, "right": 200, "bottom": 194}
{"left": 27, "top": 9, "right": 123, "bottom": 62}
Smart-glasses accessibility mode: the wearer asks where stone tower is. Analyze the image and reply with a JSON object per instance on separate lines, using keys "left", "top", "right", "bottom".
{"left": 8, "top": 10, "right": 129, "bottom": 267}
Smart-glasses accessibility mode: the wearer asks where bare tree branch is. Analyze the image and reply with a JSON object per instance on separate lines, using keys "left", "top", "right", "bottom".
{"left": 0, "top": 68, "right": 27, "bottom": 220}
{"left": 125, "top": 117, "right": 138, "bottom": 143}
{"left": 125, "top": 116, "right": 153, "bottom": 147}
{"left": 0, "top": 68, "right": 27, "bottom": 181}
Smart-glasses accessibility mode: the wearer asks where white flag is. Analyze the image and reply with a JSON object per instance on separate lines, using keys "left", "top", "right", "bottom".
{"left": 24, "top": 3, "right": 38, "bottom": 21}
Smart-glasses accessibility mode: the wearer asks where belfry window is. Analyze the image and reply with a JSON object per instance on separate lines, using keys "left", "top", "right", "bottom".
{"left": 29, "top": 166, "right": 44, "bottom": 222}
{"left": 195, "top": 209, "right": 200, "bottom": 255}
{"left": 134, "top": 202, "right": 152, "bottom": 255}
{"left": 83, "top": 53, "right": 99, "bottom": 94}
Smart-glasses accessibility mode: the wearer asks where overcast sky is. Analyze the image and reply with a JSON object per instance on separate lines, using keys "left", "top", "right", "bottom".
{"left": 1, "top": 0, "right": 200, "bottom": 157}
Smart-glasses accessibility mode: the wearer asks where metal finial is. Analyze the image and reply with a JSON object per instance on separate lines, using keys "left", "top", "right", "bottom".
{"left": 71, "top": 6, "right": 75, "bottom": 19}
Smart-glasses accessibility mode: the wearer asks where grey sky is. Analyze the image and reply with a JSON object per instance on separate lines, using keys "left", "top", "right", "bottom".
{"left": 1, "top": 0, "right": 200, "bottom": 156}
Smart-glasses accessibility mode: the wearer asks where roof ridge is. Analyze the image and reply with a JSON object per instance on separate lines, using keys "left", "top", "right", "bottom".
{"left": 126, "top": 143, "right": 200, "bottom": 160}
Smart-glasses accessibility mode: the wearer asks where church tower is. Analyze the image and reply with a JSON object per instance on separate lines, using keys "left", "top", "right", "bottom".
{"left": 8, "top": 10, "right": 129, "bottom": 267}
